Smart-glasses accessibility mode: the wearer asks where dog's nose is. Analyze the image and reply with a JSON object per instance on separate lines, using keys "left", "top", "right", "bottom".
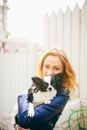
{"left": 48, "top": 87, "right": 52, "bottom": 91}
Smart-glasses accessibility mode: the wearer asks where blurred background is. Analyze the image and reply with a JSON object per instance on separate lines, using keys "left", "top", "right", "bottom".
{"left": 0, "top": 0, "right": 87, "bottom": 130}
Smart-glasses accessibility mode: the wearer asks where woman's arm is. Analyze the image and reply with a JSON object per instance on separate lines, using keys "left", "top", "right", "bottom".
{"left": 18, "top": 88, "right": 70, "bottom": 129}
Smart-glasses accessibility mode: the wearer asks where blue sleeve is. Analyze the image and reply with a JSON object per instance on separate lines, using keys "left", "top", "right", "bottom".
{"left": 18, "top": 88, "right": 70, "bottom": 129}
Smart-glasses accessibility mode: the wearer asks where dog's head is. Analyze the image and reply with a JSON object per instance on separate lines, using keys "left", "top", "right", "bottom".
{"left": 31, "top": 73, "right": 64, "bottom": 94}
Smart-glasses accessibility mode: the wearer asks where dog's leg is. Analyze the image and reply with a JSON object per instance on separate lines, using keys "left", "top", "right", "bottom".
{"left": 28, "top": 102, "right": 35, "bottom": 117}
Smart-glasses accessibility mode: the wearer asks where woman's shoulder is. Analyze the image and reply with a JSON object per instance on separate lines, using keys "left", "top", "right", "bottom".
{"left": 60, "top": 87, "right": 70, "bottom": 96}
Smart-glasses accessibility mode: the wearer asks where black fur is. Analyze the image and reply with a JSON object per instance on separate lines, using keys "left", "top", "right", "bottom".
{"left": 51, "top": 73, "right": 64, "bottom": 95}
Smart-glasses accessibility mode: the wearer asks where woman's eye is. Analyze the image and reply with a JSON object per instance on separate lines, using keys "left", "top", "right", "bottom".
{"left": 55, "top": 68, "right": 59, "bottom": 70}
{"left": 45, "top": 66, "right": 49, "bottom": 68}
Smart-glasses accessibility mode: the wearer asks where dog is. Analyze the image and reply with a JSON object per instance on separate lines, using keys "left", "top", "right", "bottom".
{"left": 12, "top": 73, "right": 64, "bottom": 129}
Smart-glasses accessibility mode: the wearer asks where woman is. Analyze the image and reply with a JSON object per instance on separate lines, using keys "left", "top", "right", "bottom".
{"left": 17, "top": 48, "right": 79, "bottom": 130}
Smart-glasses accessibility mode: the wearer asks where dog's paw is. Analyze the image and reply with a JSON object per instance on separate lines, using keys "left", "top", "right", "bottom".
{"left": 44, "top": 100, "right": 51, "bottom": 104}
{"left": 28, "top": 103, "right": 35, "bottom": 117}
{"left": 28, "top": 109, "right": 35, "bottom": 117}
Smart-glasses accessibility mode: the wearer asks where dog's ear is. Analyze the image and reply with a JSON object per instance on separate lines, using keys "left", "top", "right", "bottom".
{"left": 51, "top": 73, "right": 64, "bottom": 95}
{"left": 51, "top": 73, "right": 64, "bottom": 87}
{"left": 54, "top": 73, "right": 64, "bottom": 82}
{"left": 31, "top": 77, "right": 42, "bottom": 87}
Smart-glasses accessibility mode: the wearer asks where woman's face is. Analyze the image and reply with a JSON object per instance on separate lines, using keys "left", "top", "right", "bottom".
{"left": 42, "top": 55, "right": 64, "bottom": 76}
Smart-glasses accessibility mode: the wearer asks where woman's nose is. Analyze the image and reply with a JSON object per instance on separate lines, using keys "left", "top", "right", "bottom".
{"left": 47, "top": 69, "right": 54, "bottom": 76}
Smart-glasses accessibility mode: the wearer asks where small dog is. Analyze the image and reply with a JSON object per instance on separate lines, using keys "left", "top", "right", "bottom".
{"left": 12, "top": 73, "right": 64, "bottom": 129}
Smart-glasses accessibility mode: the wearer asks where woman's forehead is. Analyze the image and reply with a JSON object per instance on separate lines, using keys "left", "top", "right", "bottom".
{"left": 44, "top": 55, "right": 63, "bottom": 65}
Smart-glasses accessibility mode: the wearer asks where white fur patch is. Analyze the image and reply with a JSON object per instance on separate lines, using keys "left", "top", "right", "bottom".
{"left": 43, "top": 76, "right": 51, "bottom": 84}
{"left": 28, "top": 102, "right": 34, "bottom": 117}
{"left": 33, "top": 88, "right": 57, "bottom": 104}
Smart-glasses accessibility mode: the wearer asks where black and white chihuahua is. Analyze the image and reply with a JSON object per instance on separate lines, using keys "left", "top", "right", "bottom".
{"left": 13, "top": 73, "right": 64, "bottom": 128}
{"left": 27, "top": 72, "right": 64, "bottom": 117}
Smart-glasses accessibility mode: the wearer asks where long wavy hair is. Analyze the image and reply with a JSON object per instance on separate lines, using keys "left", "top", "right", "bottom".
{"left": 37, "top": 48, "right": 79, "bottom": 92}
